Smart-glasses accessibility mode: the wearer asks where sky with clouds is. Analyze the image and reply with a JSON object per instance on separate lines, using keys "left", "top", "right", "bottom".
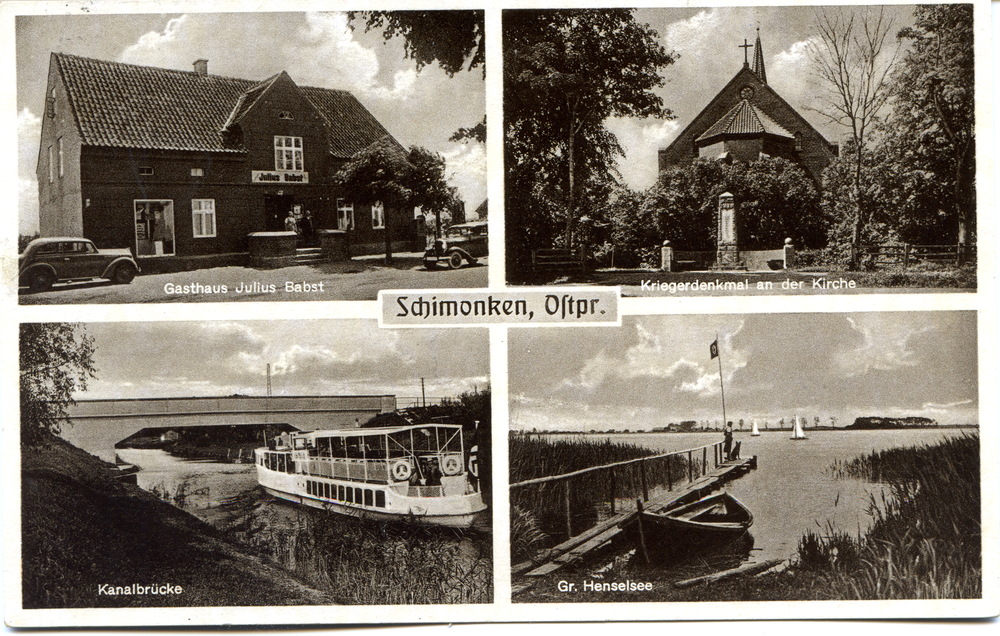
{"left": 606, "top": 5, "right": 916, "bottom": 191}
{"left": 77, "top": 320, "right": 488, "bottom": 402}
{"left": 16, "top": 10, "right": 485, "bottom": 234}
{"left": 509, "top": 312, "right": 978, "bottom": 431}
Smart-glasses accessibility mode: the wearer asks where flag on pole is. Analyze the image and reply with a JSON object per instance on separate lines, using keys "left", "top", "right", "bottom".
{"left": 710, "top": 339, "right": 719, "bottom": 359}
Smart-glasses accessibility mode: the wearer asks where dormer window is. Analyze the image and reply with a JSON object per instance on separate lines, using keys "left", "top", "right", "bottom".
{"left": 138, "top": 166, "right": 154, "bottom": 176}
{"left": 278, "top": 110, "right": 293, "bottom": 120}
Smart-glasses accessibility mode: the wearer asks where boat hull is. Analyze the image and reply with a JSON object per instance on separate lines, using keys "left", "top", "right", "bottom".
{"left": 622, "top": 492, "right": 753, "bottom": 563}
{"left": 262, "top": 486, "right": 485, "bottom": 528}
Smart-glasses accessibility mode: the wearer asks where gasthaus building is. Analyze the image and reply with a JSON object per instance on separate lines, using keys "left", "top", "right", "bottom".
{"left": 36, "top": 53, "right": 421, "bottom": 271}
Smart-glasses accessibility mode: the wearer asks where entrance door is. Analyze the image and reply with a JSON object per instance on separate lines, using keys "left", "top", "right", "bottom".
{"left": 264, "top": 194, "right": 294, "bottom": 232}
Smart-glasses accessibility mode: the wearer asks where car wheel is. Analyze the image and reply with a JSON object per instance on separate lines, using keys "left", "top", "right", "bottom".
{"left": 447, "top": 252, "right": 463, "bottom": 270}
{"left": 111, "top": 262, "right": 137, "bottom": 284}
{"left": 28, "top": 270, "right": 55, "bottom": 293}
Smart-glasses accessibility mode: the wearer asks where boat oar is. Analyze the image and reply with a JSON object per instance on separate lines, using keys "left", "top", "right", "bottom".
{"left": 673, "top": 558, "right": 784, "bottom": 588}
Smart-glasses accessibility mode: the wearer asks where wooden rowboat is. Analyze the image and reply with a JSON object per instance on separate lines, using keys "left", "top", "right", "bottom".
{"left": 621, "top": 492, "right": 754, "bottom": 563}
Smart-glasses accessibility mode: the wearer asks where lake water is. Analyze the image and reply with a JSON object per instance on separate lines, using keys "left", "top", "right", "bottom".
{"left": 560, "top": 427, "right": 973, "bottom": 564}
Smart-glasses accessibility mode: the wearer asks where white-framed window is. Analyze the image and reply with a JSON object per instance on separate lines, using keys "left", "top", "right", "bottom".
{"left": 192, "top": 199, "right": 216, "bottom": 238}
{"left": 47, "top": 146, "right": 53, "bottom": 183}
{"left": 139, "top": 166, "right": 154, "bottom": 176}
{"left": 57, "top": 138, "right": 63, "bottom": 178}
{"left": 371, "top": 201, "right": 385, "bottom": 229}
{"left": 337, "top": 199, "right": 354, "bottom": 231}
{"left": 274, "top": 136, "right": 303, "bottom": 171}
{"left": 191, "top": 168, "right": 204, "bottom": 177}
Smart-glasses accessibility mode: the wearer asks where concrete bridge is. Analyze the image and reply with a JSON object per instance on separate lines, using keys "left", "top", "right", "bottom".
{"left": 59, "top": 395, "right": 397, "bottom": 463}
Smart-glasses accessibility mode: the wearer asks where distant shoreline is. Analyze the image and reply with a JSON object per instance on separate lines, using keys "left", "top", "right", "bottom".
{"left": 516, "top": 425, "right": 979, "bottom": 435}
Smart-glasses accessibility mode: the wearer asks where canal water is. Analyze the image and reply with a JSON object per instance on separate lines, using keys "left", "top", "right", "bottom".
{"left": 115, "top": 448, "right": 257, "bottom": 520}
{"left": 571, "top": 427, "right": 974, "bottom": 565}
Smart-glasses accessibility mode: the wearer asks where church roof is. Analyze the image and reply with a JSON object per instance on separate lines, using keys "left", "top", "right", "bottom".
{"left": 696, "top": 99, "right": 794, "bottom": 143}
{"left": 752, "top": 30, "right": 767, "bottom": 84}
{"left": 51, "top": 52, "right": 394, "bottom": 158}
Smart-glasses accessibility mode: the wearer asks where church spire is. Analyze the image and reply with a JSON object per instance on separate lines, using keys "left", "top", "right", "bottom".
{"left": 752, "top": 27, "right": 767, "bottom": 84}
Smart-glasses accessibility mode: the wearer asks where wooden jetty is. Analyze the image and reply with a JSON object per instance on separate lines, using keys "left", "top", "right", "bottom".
{"left": 511, "top": 443, "right": 757, "bottom": 595}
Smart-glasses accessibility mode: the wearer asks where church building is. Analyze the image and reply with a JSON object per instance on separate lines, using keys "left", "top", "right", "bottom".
{"left": 36, "top": 53, "right": 421, "bottom": 270}
{"left": 658, "top": 31, "right": 838, "bottom": 183}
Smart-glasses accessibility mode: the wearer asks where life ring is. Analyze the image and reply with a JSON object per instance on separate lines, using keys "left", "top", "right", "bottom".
{"left": 441, "top": 455, "right": 462, "bottom": 476}
{"left": 391, "top": 460, "right": 411, "bottom": 481}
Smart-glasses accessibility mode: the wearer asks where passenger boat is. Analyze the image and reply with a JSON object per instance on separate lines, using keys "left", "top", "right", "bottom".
{"left": 621, "top": 492, "right": 753, "bottom": 563}
{"left": 255, "top": 423, "right": 486, "bottom": 528}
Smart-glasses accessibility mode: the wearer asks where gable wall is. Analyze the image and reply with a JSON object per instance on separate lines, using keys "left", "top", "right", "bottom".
{"left": 37, "top": 61, "right": 84, "bottom": 237}
{"left": 659, "top": 67, "right": 836, "bottom": 182}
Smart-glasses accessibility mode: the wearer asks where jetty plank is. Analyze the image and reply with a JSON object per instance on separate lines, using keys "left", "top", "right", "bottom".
{"left": 673, "top": 558, "right": 784, "bottom": 588}
{"left": 513, "top": 457, "right": 758, "bottom": 583}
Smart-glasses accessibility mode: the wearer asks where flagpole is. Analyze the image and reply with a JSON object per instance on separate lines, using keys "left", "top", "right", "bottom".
{"left": 716, "top": 334, "right": 727, "bottom": 429}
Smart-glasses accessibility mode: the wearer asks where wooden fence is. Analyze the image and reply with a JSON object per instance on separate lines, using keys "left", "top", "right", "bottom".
{"left": 853, "top": 243, "right": 976, "bottom": 268}
{"left": 510, "top": 441, "right": 725, "bottom": 539}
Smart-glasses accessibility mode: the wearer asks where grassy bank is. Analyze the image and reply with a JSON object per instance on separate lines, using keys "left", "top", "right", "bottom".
{"left": 513, "top": 434, "right": 981, "bottom": 602}
{"left": 21, "top": 434, "right": 331, "bottom": 608}
{"left": 510, "top": 434, "right": 704, "bottom": 561}
{"left": 216, "top": 494, "right": 493, "bottom": 605}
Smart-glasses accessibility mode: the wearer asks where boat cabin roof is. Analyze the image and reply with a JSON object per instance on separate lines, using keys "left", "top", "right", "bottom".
{"left": 294, "top": 423, "right": 462, "bottom": 439}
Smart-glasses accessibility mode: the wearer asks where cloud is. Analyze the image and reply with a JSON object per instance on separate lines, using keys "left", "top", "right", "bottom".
{"left": 606, "top": 116, "right": 680, "bottom": 190}
{"left": 18, "top": 108, "right": 41, "bottom": 235}
{"left": 835, "top": 316, "right": 935, "bottom": 377}
{"left": 441, "top": 142, "right": 487, "bottom": 209}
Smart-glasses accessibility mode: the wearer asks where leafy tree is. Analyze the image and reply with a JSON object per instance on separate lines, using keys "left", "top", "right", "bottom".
{"left": 643, "top": 157, "right": 824, "bottom": 254}
{"left": 810, "top": 8, "right": 900, "bottom": 264}
{"left": 20, "top": 323, "right": 97, "bottom": 447}
{"left": 349, "top": 11, "right": 486, "bottom": 143}
{"left": 504, "top": 9, "right": 677, "bottom": 280}
{"left": 335, "top": 138, "right": 457, "bottom": 263}
{"left": 348, "top": 10, "right": 485, "bottom": 77}
{"left": 889, "top": 4, "right": 975, "bottom": 250}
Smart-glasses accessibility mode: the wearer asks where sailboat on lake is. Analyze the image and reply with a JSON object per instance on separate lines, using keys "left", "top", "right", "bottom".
{"left": 790, "top": 416, "right": 807, "bottom": 440}
{"left": 751, "top": 420, "right": 760, "bottom": 437}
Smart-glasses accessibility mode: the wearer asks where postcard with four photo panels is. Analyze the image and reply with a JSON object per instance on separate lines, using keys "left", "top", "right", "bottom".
{"left": 3, "top": 0, "right": 996, "bottom": 628}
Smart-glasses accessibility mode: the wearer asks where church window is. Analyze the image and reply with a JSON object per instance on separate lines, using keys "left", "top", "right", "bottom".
{"left": 794, "top": 132, "right": 803, "bottom": 152}
{"left": 278, "top": 110, "right": 293, "bottom": 120}
{"left": 740, "top": 86, "right": 755, "bottom": 100}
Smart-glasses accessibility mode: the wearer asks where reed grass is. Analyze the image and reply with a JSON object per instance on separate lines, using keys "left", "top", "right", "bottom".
{"left": 509, "top": 433, "right": 705, "bottom": 553}
{"left": 218, "top": 496, "right": 492, "bottom": 605}
{"left": 797, "top": 434, "right": 980, "bottom": 599}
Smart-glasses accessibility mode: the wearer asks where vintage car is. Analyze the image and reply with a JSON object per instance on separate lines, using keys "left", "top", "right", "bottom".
{"left": 19, "top": 237, "right": 140, "bottom": 292}
{"left": 422, "top": 221, "right": 488, "bottom": 270}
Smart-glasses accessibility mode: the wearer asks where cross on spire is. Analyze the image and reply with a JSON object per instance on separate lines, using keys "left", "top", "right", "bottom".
{"left": 739, "top": 39, "right": 753, "bottom": 65}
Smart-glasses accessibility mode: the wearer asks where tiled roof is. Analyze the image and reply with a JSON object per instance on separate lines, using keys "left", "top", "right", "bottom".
{"left": 53, "top": 53, "right": 395, "bottom": 157}
{"left": 696, "top": 99, "right": 793, "bottom": 143}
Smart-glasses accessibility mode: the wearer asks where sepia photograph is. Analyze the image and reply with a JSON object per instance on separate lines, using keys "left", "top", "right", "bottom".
{"left": 16, "top": 9, "right": 487, "bottom": 303}
{"left": 18, "top": 320, "right": 492, "bottom": 608}
{"left": 504, "top": 6, "right": 977, "bottom": 295}
{"left": 509, "top": 312, "right": 981, "bottom": 603}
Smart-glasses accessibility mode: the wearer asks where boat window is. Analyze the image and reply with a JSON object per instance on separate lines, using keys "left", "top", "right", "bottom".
{"left": 375, "top": 491, "right": 386, "bottom": 508}
{"left": 338, "top": 485, "right": 345, "bottom": 501}
{"left": 345, "top": 487, "right": 353, "bottom": 503}
{"left": 413, "top": 428, "right": 436, "bottom": 454}
{"left": 325, "top": 483, "right": 331, "bottom": 499}
{"left": 364, "top": 490, "right": 373, "bottom": 507}
{"left": 316, "top": 437, "right": 331, "bottom": 457}
{"left": 329, "top": 436, "right": 346, "bottom": 458}
{"left": 387, "top": 430, "right": 415, "bottom": 458}
{"left": 355, "top": 488, "right": 363, "bottom": 505}
{"left": 363, "top": 435, "right": 385, "bottom": 459}
{"left": 294, "top": 437, "right": 309, "bottom": 450}
{"left": 439, "top": 427, "right": 463, "bottom": 454}
{"left": 345, "top": 437, "right": 364, "bottom": 459}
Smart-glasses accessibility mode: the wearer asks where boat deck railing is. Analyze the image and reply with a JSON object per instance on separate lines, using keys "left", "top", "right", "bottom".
{"left": 510, "top": 441, "right": 727, "bottom": 539}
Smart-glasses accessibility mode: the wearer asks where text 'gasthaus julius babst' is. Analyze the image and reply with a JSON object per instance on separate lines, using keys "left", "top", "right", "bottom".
{"left": 380, "top": 289, "right": 619, "bottom": 326}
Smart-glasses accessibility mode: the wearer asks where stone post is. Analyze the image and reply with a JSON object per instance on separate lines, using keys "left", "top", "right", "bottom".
{"left": 716, "top": 192, "right": 739, "bottom": 267}
{"left": 660, "top": 240, "right": 674, "bottom": 272}
{"left": 783, "top": 238, "right": 795, "bottom": 269}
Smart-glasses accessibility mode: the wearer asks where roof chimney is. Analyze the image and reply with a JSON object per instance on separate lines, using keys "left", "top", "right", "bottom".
{"left": 193, "top": 59, "right": 208, "bottom": 76}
